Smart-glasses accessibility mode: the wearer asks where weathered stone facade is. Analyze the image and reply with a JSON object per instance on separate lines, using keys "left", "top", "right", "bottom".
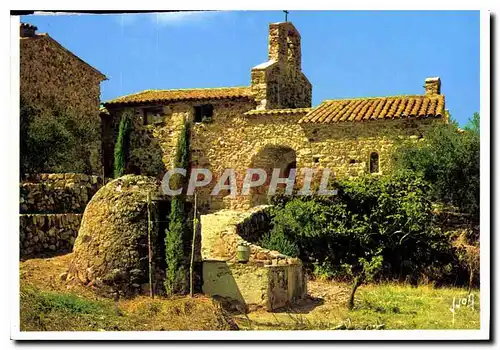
{"left": 20, "top": 173, "right": 103, "bottom": 214}
{"left": 19, "top": 173, "right": 105, "bottom": 258}
{"left": 20, "top": 23, "right": 106, "bottom": 174}
{"left": 102, "top": 21, "right": 446, "bottom": 212}
{"left": 20, "top": 214, "right": 82, "bottom": 258}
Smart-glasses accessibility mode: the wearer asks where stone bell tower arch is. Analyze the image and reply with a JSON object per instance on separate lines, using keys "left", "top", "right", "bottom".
{"left": 251, "top": 22, "right": 312, "bottom": 110}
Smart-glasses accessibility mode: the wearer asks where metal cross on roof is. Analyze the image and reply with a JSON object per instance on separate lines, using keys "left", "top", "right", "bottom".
{"left": 283, "top": 10, "right": 289, "bottom": 22}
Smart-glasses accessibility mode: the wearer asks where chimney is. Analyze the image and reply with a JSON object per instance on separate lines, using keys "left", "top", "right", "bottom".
{"left": 424, "top": 77, "right": 441, "bottom": 96}
{"left": 20, "top": 23, "right": 37, "bottom": 38}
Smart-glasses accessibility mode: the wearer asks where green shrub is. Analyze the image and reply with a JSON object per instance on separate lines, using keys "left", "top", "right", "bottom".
{"left": 263, "top": 171, "right": 458, "bottom": 283}
{"left": 394, "top": 113, "right": 479, "bottom": 220}
{"left": 20, "top": 96, "right": 99, "bottom": 175}
{"left": 259, "top": 230, "right": 299, "bottom": 257}
{"left": 113, "top": 109, "right": 133, "bottom": 178}
{"left": 164, "top": 121, "right": 190, "bottom": 296}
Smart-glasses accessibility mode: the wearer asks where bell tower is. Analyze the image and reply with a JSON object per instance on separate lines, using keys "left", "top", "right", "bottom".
{"left": 251, "top": 22, "right": 312, "bottom": 110}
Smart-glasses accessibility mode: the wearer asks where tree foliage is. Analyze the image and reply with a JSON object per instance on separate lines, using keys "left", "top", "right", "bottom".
{"left": 262, "top": 172, "right": 459, "bottom": 284}
{"left": 113, "top": 109, "right": 133, "bottom": 178}
{"left": 394, "top": 114, "right": 480, "bottom": 220}
{"left": 164, "top": 121, "right": 190, "bottom": 296}
{"left": 20, "top": 96, "right": 99, "bottom": 176}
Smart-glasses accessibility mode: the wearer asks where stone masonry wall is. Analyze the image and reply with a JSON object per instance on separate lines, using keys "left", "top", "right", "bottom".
{"left": 251, "top": 22, "right": 312, "bottom": 110}
{"left": 105, "top": 100, "right": 441, "bottom": 212}
{"left": 200, "top": 206, "right": 298, "bottom": 265}
{"left": 19, "top": 173, "right": 104, "bottom": 258}
{"left": 20, "top": 173, "right": 103, "bottom": 214}
{"left": 105, "top": 98, "right": 257, "bottom": 211}
{"left": 20, "top": 34, "right": 105, "bottom": 174}
{"left": 20, "top": 214, "right": 82, "bottom": 258}
{"left": 190, "top": 109, "right": 442, "bottom": 210}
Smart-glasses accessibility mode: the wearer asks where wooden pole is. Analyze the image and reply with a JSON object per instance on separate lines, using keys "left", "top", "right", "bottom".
{"left": 147, "top": 192, "right": 154, "bottom": 299}
{"left": 190, "top": 192, "right": 197, "bottom": 297}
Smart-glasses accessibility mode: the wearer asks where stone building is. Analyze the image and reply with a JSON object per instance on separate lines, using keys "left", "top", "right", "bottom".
{"left": 20, "top": 22, "right": 107, "bottom": 174}
{"left": 102, "top": 21, "right": 446, "bottom": 212}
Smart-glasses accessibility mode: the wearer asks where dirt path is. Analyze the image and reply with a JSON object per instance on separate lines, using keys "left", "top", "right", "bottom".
{"left": 233, "top": 280, "right": 352, "bottom": 330}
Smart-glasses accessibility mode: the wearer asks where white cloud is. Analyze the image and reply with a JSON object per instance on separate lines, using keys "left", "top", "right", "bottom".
{"left": 152, "top": 11, "right": 217, "bottom": 26}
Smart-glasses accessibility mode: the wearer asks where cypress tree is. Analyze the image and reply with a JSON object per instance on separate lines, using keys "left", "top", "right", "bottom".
{"left": 164, "top": 121, "right": 190, "bottom": 295}
{"left": 113, "top": 109, "right": 133, "bottom": 178}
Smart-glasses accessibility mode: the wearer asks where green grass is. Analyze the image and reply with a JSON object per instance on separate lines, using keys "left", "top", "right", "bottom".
{"left": 348, "top": 283, "right": 480, "bottom": 329}
{"left": 237, "top": 282, "right": 480, "bottom": 330}
{"left": 20, "top": 285, "right": 236, "bottom": 331}
{"left": 20, "top": 286, "right": 129, "bottom": 331}
{"left": 20, "top": 282, "right": 480, "bottom": 331}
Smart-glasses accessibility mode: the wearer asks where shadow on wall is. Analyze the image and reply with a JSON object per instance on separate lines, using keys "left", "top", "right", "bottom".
{"left": 127, "top": 126, "right": 166, "bottom": 177}
{"left": 250, "top": 145, "right": 297, "bottom": 207}
{"left": 202, "top": 261, "right": 258, "bottom": 313}
{"left": 202, "top": 260, "right": 310, "bottom": 312}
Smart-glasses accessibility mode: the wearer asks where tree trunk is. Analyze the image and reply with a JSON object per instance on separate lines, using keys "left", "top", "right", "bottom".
{"left": 348, "top": 276, "right": 363, "bottom": 310}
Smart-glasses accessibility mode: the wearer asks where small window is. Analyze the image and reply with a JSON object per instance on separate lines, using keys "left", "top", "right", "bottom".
{"left": 313, "top": 157, "right": 320, "bottom": 163}
{"left": 143, "top": 107, "right": 164, "bottom": 125}
{"left": 194, "top": 104, "right": 214, "bottom": 123}
{"left": 369, "top": 152, "right": 379, "bottom": 173}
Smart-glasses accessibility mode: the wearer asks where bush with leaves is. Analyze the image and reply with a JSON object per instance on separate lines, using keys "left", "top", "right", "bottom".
{"left": 113, "top": 109, "right": 133, "bottom": 178}
{"left": 394, "top": 114, "right": 480, "bottom": 221}
{"left": 20, "top": 96, "right": 99, "bottom": 176}
{"left": 262, "top": 171, "right": 459, "bottom": 284}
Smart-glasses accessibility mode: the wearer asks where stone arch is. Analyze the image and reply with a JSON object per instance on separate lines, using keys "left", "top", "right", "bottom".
{"left": 249, "top": 144, "right": 297, "bottom": 207}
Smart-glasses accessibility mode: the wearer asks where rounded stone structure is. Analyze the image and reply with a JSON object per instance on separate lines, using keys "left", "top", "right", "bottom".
{"left": 68, "top": 175, "right": 164, "bottom": 297}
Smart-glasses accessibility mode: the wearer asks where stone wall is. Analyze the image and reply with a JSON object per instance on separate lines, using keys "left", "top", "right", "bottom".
{"left": 20, "top": 173, "right": 103, "bottom": 214}
{"left": 20, "top": 32, "right": 105, "bottom": 174}
{"left": 251, "top": 22, "right": 312, "bottom": 110}
{"left": 20, "top": 214, "right": 82, "bottom": 258}
{"left": 200, "top": 206, "right": 307, "bottom": 310}
{"left": 19, "top": 173, "right": 105, "bottom": 258}
{"left": 100, "top": 20, "right": 443, "bottom": 213}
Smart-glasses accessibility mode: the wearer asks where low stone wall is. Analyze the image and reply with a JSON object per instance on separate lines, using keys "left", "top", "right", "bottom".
{"left": 24, "top": 173, "right": 103, "bottom": 187}
{"left": 19, "top": 173, "right": 105, "bottom": 259}
{"left": 200, "top": 206, "right": 307, "bottom": 311}
{"left": 203, "top": 261, "right": 306, "bottom": 311}
{"left": 20, "top": 214, "right": 82, "bottom": 258}
{"left": 20, "top": 173, "right": 104, "bottom": 214}
{"left": 201, "top": 206, "right": 294, "bottom": 264}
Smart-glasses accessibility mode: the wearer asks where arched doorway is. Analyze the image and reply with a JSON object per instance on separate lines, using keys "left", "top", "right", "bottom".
{"left": 249, "top": 145, "right": 297, "bottom": 207}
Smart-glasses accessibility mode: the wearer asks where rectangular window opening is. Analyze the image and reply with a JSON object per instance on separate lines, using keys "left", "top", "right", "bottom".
{"left": 194, "top": 104, "right": 214, "bottom": 123}
{"left": 143, "top": 107, "right": 164, "bottom": 125}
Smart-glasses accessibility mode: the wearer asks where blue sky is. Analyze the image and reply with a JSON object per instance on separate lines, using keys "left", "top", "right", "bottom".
{"left": 20, "top": 10, "right": 479, "bottom": 126}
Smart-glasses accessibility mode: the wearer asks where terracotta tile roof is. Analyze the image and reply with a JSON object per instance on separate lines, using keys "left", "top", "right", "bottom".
{"left": 298, "top": 95, "right": 445, "bottom": 124}
{"left": 244, "top": 107, "right": 312, "bottom": 116}
{"left": 105, "top": 86, "right": 253, "bottom": 105}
